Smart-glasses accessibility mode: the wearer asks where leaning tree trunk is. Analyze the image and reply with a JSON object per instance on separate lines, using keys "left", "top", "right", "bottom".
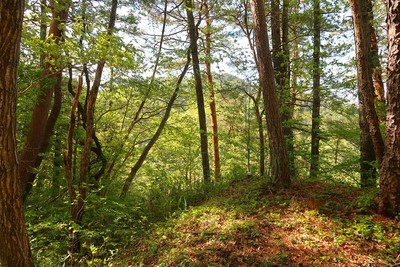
{"left": 0, "top": 0, "right": 33, "bottom": 265}
{"left": 249, "top": 0, "right": 290, "bottom": 188}
{"left": 186, "top": 0, "right": 211, "bottom": 183}
{"left": 120, "top": 49, "right": 191, "bottom": 197}
{"left": 379, "top": 0, "right": 400, "bottom": 216}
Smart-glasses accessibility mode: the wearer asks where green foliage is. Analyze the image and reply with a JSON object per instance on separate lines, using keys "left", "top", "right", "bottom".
{"left": 114, "top": 176, "right": 399, "bottom": 266}
{"left": 16, "top": 0, "right": 397, "bottom": 266}
{"left": 25, "top": 202, "right": 70, "bottom": 265}
{"left": 355, "top": 189, "right": 380, "bottom": 213}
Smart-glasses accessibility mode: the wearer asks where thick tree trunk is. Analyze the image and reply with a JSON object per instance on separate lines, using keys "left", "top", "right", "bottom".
{"left": 379, "top": 0, "right": 400, "bottom": 216}
{"left": 350, "top": 0, "right": 384, "bottom": 187}
{"left": 271, "top": 0, "right": 295, "bottom": 177}
{"left": 310, "top": 0, "right": 321, "bottom": 179}
{"left": 19, "top": 0, "right": 69, "bottom": 199}
{"left": 186, "top": 0, "right": 211, "bottom": 183}
{"left": 0, "top": 0, "right": 33, "bottom": 265}
{"left": 351, "top": 0, "right": 378, "bottom": 188}
{"left": 250, "top": 0, "right": 290, "bottom": 188}
{"left": 204, "top": 0, "right": 221, "bottom": 181}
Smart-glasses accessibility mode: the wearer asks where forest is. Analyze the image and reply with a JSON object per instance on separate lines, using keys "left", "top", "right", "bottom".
{"left": 0, "top": 0, "right": 399, "bottom": 266}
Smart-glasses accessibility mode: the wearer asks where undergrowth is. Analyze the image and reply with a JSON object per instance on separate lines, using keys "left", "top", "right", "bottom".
{"left": 114, "top": 176, "right": 400, "bottom": 267}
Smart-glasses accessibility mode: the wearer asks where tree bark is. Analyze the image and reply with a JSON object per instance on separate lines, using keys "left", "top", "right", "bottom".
{"left": 271, "top": 0, "right": 295, "bottom": 177}
{"left": 310, "top": 0, "right": 321, "bottom": 179}
{"left": 379, "top": 0, "right": 400, "bottom": 216}
{"left": 350, "top": 0, "right": 384, "bottom": 170}
{"left": 249, "top": 0, "right": 290, "bottom": 188}
{"left": 367, "top": 0, "right": 385, "bottom": 104}
{"left": 186, "top": 0, "right": 211, "bottom": 183}
{"left": 0, "top": 0, "right": 33, "bottom": 265}
{"left": 19, "top": 0, "right": 69, "bottom": 199}
{"left": 350, "top": 0, "right": 379, "bottom": 188}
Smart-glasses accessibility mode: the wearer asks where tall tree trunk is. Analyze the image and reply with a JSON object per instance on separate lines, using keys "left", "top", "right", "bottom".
{"left": 19, "top": 0, "right": 69, "bottom": 199}
{"left": 351, "top": 0, "right": 386, "bottom": 188}
{"left": 0, "top": 0, "right": 33, "bottom": 265}
{"left": 350, "top": 0, "right": 384, "bottom": 171}
{"left": 350, "top": 0, "right": 381, "bottom": 187}
{"left": 271, "top": 0, "right": 295, "bottom": 177}
{"left": 204, "top": 0, "right": 221, "bottom": 181}
{"left": 310, "top": 0, "right": 321, "bottom": 179}
{"left": 281, "top": 0, "right": 295, "bottom": 177}
{"left": 67, "top": 0, "right": 118, "bottom": 258}
{"left": 355, "top": 0, "right": 378, "bottom": 188}
{"left": 379, "top": 0, "right": 400, "bottom": 216}
{"left": 186, "top": 0, "right": 211, "bottom": 183}
{"left": 249, "top": 0, "right": 290, "bottom": 188}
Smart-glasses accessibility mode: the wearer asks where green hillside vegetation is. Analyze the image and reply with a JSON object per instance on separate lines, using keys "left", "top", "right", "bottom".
{"left": 114, "top": 176, "right": 400, "bottom": 266}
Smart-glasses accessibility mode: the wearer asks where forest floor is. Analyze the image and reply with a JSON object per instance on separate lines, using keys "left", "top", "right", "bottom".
{"left": 113, "top": 176, "right": 400, "bottom": 267}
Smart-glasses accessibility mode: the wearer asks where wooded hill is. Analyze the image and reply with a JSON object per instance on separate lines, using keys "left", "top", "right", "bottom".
{"left": 0, "top": 0, "right": 399, "bottom": 266}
